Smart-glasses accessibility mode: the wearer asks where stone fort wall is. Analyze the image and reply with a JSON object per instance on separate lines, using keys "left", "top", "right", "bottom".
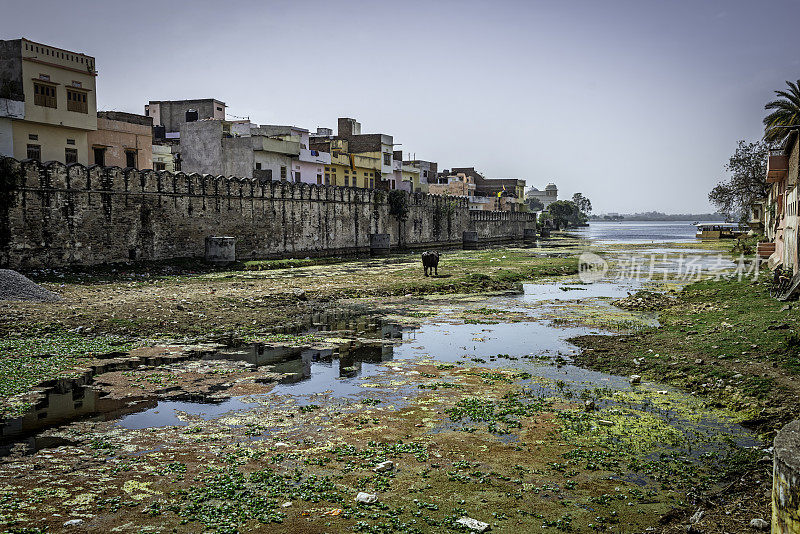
{"left": 0, "top": 158, "right": 536, "bottom": 269}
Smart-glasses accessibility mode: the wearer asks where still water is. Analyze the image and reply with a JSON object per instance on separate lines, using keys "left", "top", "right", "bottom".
{"left": 572, "top": 220, "right": 711, "bottom": 244}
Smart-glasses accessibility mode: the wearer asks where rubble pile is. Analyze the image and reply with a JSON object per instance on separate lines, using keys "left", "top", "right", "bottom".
{"left": 0, "top": 269, "right": 61, "bottom": 302}
{"left": 613, "top": 290, "right": 677, "bottom": 312}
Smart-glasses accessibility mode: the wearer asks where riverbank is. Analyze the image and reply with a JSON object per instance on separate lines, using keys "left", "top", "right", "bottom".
{"left": 572, "top": 275, "right": 796, "bottom": 532}
{"left": 0, "top": 238, "right": 779, "bottom": 533}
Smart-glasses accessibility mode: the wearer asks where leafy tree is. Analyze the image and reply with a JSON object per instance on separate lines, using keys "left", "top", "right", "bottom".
{"left": 571, "top": 193, "right": 592, "bottom": 215}
{"left": 764, "top": 80, "right": 800, "bottom": 145}
{"left": 708, "top": 140, "right": 768, "bottom": 221}
{"left": 544, "top": 200, "right": 584, "bottom": 228}
{"left": 526, "top": 197, "right": 544, "bottom": 212}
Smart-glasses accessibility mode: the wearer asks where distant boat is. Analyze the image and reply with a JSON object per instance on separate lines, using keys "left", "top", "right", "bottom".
{"left": 695, "top": 223, "right": 748, "bottom": 239}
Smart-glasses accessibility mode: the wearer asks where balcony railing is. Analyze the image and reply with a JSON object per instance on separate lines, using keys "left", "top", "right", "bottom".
{"left": 767, "top": 153, "right": 789, "bottom": 183}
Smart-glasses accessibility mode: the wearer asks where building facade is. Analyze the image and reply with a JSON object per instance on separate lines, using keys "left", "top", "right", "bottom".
{"left": 526, "top": 183, "right": 558, "bottom": 209}
{"left": 87, "top": 111, "right": 152, "bottom": 169}
{"left": 764, "top": 133, "right": 799, "bottom": 272}
{"left": 445, "top": 167, "right": 526, "bottom": 211}
{"left": 145, "top": 98, "right": 226, "bottom": 136}
{"left": 0, "top": 38, "right": 97, "bottom": 165}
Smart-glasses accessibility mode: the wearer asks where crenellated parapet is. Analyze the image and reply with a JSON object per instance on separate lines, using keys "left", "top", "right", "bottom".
{"left": 0, "top": 157, "right": 536, "bottom": 269}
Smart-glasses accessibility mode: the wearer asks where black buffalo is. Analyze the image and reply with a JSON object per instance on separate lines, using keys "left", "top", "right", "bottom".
{"left": 422, "top": 251, "right": 439, "bottom": 277}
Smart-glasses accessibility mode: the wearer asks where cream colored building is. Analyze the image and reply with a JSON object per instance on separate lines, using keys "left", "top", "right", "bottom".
{"left": 0, "top": 38, "right": 97, "bottom": 164}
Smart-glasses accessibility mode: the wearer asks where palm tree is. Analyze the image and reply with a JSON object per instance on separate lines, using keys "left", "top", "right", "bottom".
{"left": 764, "top": 80, "right": 800, "bottom": 145}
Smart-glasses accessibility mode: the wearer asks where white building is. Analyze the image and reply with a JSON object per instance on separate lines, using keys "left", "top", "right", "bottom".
{"left": 526, "top": 183, "right": 558, "bottom": 209}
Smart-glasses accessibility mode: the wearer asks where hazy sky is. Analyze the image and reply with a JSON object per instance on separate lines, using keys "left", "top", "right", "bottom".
{"left": 2, "top": 0, "right": 797, "bottom": 213}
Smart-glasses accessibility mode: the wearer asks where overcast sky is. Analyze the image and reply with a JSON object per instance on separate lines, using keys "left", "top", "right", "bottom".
{"left": 2, "top": 0, "right": 797, "bottom": 213}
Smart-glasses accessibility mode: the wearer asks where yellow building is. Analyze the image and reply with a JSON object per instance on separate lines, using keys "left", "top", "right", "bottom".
{"left": 313, "top": 139, "right": 382, "bottom": 188}
{"left": 0, "top": 38, "right": 97, "bottom": 165}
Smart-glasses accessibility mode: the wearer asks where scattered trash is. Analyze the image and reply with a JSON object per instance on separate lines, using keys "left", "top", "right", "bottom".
{"left": 598, "top": 419, "right": 615, "bottom": 427}
{"left": 63, "top": 519, "right": 84, "bottom": 527}
{"left": 749, "top": 518, "right": 769, "bottom": 530}
{"left": 355, "top": 492, "right": 378, "bottom": 504}
{"left": 629, "top": 375, "right": 642, "bottom": 385}
{"left": 584, "top": 400, "right": 596, "bottom": 412}
{"left": 374, "top": 460, "right": 394, "bottom": 473}
{"left": 690, "top": 509, "right": 704, "bottom": 524}
{"left": 456, "top": 516, "right": 491, "bottom": 532}
{"left": 281, "top": 502, "right": 292, "bottom": 508}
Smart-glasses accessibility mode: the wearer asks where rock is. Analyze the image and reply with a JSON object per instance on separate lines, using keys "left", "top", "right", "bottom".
{"left": 690, "top": 509, "right": 704, "bottom": 524}
{"left": 355, "top": 492, "right": 377, "bottom": 504}
{"left": 629, "top": 375, "right": 642, "bottom": 385}
{"left": 456, "top": 516, "right": 491, "bottom": 532}
{"left": 374, "top": 460, "right": 394, "bottom": 473}
{"left": 292, "top": 289, "right": 307, "bottom": 301}
{"left": 584, "top": 400, "right": 596, "bottom": 411}
{"left": 281, "top": 502, "right": 292, "bottom": 507}
{"left": 63, "top": 519, "right": 84, "bottom": 527}
{"left": 749, "top": 518, "right": 769, "bottom": 530}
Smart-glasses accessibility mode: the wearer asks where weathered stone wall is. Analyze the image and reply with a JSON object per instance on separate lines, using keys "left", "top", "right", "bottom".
{"left": 774, "top": 418, "right": 800, "bottom": 533}
{"left": 0, "top": 158, "right": 536, "bottom": 269}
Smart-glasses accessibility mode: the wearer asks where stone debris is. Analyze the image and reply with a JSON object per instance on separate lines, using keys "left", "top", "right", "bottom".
{"left": 456, "top": 516, "right": 491, "bottom": 532}
{"left": 689, "top": 509, "right": 704, "bottom": 524}
{"left": 613, "top": 290, "right": 677, "bottom": 311}
{"left": 749, "top": 518, "right": 769, "bottom": 530}
{"left": 63, "top": 519, "right": 84, "bottom": 527}
{"left": 629, "top": 375, "right": 642, "bottom": 385}
{"left": 0, "top": 269, "right": 61, "bottom": 302}
{"left": 374, "top": 460, "right": 394, "bottom": 473}
{"left": 355, "top": 492, "right": 377, "bottom": 504}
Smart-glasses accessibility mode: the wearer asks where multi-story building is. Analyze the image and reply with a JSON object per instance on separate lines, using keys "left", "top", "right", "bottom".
{"left": 145, "top": 98, "right": 226, "bottom": 137}
{"left": 309, "top": 136, "right": 382, "bottom": 188}
{"left": 763, "top": 134, "right": 799, "bottom": 272}
{"left": 250, "top": 125, "right": 329, "bottom": 185}
{"left": 179, "top": 119, "right": 332, "bottom": 182}
{"left": 152, "top": 144, "right": 177, "bottom": 172}
{"left": 403, "top": 159, "right": 437, "bottom": 192}
{"left": 0, "top": 38, "right": 97, "bottom": 164}
{"left": 444, "top": 167, "right": 526, "bottom": 211}
{"left": 87, "top": 111, "right": 152, "bottom": 168}
{"left": 526, "top": 183, "right": 558, "bottom": 209}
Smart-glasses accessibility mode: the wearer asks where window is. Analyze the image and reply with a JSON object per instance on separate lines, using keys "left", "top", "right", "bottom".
{"left": 344, "top": 176, "right": 349, "bottom": 187}
{"left": 383, "top": 153, "right": 391, "bottom": 165}
{"left": 369, "top": 178, "right": 374, "bottom": 188}
{"left": 67, "top": 89, "right": 87, "bottom": 113}
{"left": 317, "top": 174, "right": 322, "bottom": 185}
{"left": 33, "top": 82, "right": 57, "bottom": 108}
{"left": 125, "top": 150, "right": 136, "bottom": 168}
{"left": 93, "top": 147, "right": 105, "bottom": 166}
{"left": 391, "top": 180, "right": 396, "bottom": 190}
{"left": 27, "top": 144, "right": 41, "bottom": 161}
{"left": 295, "top": 171, "right": 301, "bottom": 183}
{"left": 216, "top": 106, "right": 222, "bottom": 111}
{"left": 66, "top": 138, "right": 75, "bottom": 145}
{"left": 154, "top": 162, "right": 166, "bottom": 171}
{"left": 65, "top": 148, "right": 78, "bottom": 164}
{"left": 280, "top": 166, "right": 287, "bottom": 180}
{"left": 28, "top": 134, "right": 38, "bottom": 141}
{"left": 255, "top": 162, "right": 262, "bottom": 170}
{"left": 325, "top": 175, "right": 330, "bottom": 185}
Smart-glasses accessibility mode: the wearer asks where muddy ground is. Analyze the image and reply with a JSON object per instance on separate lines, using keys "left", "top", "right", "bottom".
{"left": 0, "top": 240, "right": 787, "bottom": 533}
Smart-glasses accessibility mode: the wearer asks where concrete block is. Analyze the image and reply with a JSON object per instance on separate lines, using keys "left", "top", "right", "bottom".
{"left": 773, "top": 418, "right": 800, "bottom": 532}
{"left": 370, "top": 233, "right": 390, "bottom": 255}
{"left": 205, "top": 236, "right": 235, "bottom": 263}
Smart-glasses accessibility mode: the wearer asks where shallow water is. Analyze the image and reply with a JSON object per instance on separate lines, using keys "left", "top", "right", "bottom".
{"left": 0, "top": 242, "right": 757, "bottom": 465}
